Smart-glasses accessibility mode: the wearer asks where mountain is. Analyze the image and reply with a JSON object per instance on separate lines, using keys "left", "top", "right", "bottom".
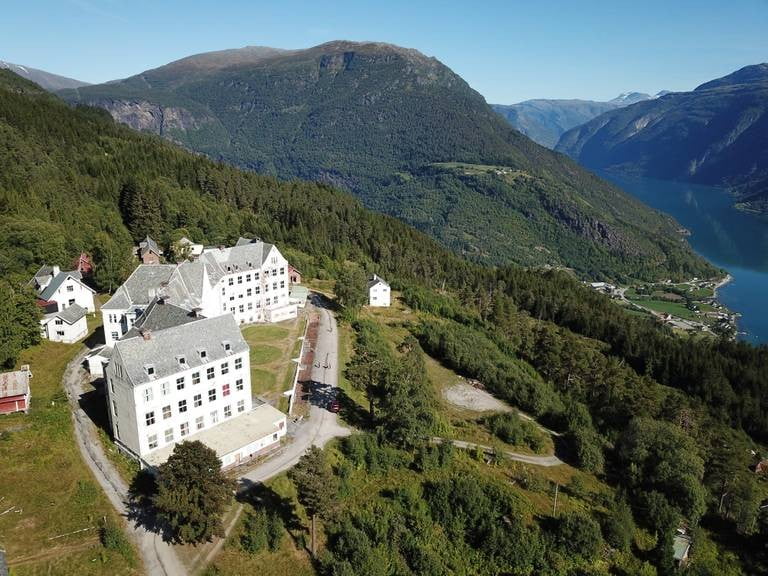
{"left": 0, "top": 60, "right": 89, "bottom": 92}
{"left": 556, "top": 64, "right": 768, "bottom": 213}
{"left": 59, "top": 42, "right": 712, "bottom": 280}
{"left": 492, "top": 92, "right": 653, "bottom": 148}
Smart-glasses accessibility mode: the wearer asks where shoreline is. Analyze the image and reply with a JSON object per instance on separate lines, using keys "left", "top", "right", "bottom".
{"left": 713, "top": 273, "right": 733, "bottom": 298}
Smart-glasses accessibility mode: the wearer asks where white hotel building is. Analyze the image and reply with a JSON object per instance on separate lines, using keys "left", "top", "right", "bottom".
{"left": 101, "top": 240, "right": 296, "bottom": 348}
{"left": 100, "top": 240, "right": 296, "bottom": 468}
{"left": 105, "top": 300, "right": 287, "bottom": 468}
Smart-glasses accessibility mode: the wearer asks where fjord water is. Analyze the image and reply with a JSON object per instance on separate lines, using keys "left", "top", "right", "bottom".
{"left": 602, "top": 173, "right": 768, "bottom": 344}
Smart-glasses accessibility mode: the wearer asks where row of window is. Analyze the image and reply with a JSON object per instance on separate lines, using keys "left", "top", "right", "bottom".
{"left": 146, "top": 400, "right": 246, "bottom": 449}
{"left": 223, "top": 267, "right": 285, "bottom": 288}
{"left": 144, "top": 379, "right": 245, "bottom": 424}
{"left": 142, "top": 359, "right": 243, "bottom": 402}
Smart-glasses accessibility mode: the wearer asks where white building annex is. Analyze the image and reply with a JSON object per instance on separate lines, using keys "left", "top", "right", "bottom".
{"left": 367, "top": 274, "right": 391, "bottom": 307}
{"left": 105, "top": 299, "right": 287, "bottom": 468}
{"left": 101, "top": 240, "right": 296, "bottom": 348}
{"left": 29, "top": 265, "right": 95, "bottom": 343}
{"left": 40, "top": 303, "right": 88, "bottom": 343}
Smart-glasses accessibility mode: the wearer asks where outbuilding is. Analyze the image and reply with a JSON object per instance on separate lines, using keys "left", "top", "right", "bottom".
{"left": 0, "top": 365, "right": 32, "bottom": 415}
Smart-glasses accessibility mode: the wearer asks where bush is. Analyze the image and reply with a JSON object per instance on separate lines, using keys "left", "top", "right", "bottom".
{"left": 240, "top": 507, "right": 284, "bottom": 554}
{"left": 484, "top": 412, "right": 547, "bottom": 453}
{"left": 99, "top": 516, "right": 136, "bottom": 565}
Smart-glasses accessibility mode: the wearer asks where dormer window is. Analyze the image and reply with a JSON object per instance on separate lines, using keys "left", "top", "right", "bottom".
{"left": 223, "top": 341, "right": 232, "bottom": 352}
{"left": 144, "top": 364, "right": 156, "bottom": 377}
{"left": 197, "top": 348, "right": 207, "bottom": 360}
{"left": 176, "top": 355, "right": 187, "bottom": 366}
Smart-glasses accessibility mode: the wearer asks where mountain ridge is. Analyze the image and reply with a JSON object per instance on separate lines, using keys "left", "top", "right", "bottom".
{"left": 0, "top": 60, "right": 89, "bottom": 92}
{"left": 59, "top": 41, "right": 713, "bottom": 280}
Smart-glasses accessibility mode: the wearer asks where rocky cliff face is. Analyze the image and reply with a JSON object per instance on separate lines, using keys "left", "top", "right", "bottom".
{"left": 92, "top": 99, "right": 206, "bottom": 136}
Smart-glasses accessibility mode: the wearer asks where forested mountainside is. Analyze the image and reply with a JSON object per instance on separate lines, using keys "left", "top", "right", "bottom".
{"left": 2, "top": 68, "right": 768, "bottom": 574}
{"left": 0, "top": 60, "right": 89, "bottom": 91}
{"left": 557, "top": 64, "right": 768, "bottom": 214}
{"left": 59, "top": 41, "right": 713, "bottom": 281}
{"left": 492, "top": 92, "right": 652, "bottom": 148}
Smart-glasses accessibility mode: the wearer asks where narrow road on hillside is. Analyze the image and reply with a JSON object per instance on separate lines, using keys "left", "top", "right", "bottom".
{"left": 432, "top": 437, "right": 564, "bottom": 467}
{"left": 240, "top": 295, "right": 350, "bottom": 485}
{"left": 63, "top": 349, "right": 187, "bottom": 576}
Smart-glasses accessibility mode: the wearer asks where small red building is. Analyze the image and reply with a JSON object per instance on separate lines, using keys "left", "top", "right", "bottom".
{"left": 0, "top": 365, "right": 32, "bottom": 415}
{"left": 288, "top": 265, "right": 302, "bottom": 285}
{"left": 72, "top": 252, "right": 93, "bottom": 275}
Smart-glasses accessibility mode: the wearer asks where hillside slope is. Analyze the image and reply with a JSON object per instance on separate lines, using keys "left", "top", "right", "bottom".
{"left": 0, "top": 60, "right": 89, "bottom": 91}
{"left": 492, "top": 92, "right": 652, "bottom": 148}
{"left": 556, "top": 64, "right": 768, "bottom": 213}
{"left": 59, "top": 42, "right": 712, "bottom": 280}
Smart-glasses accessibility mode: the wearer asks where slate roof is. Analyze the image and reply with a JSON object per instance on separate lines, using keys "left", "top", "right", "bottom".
{"left": 367, "top": 274, "right": 389, "bottom": 289}
{"left": 43, "top": 303, "right": 87, "bottom": 325}
{"left": 102, "top": 265, "right": 176, "bottom": 310}
{"left": 139, "top": 235, "right": 162, "bottom": 256}
{"left": 38, "top": 270, "right": 92, "bottom": 301}
{"left": 122, "top": 299, "right": 200, "bottom": 339}
{"left": 199, "top": 242, "right": 274, "bottom": 285}
{"left": 112, "top": 314, "right": 248, "bottom": 387}
{"left": 0, "top": 367, "right": 31, "bottom": 399}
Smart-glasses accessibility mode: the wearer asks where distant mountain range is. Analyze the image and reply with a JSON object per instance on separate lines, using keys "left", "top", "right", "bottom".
{"left": 0, "top": 60, "right": 88, "bottom": 92}
{"left": 492, "top": 92, "right": 665, "bottom": 148}
{"left": 556, "top": 64, "right": 768, "bottom": 214}
{"left": 57, "top": 41, "right": 712, "bottom": 280}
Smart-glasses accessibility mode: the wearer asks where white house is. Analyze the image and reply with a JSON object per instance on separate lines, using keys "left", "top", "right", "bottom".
{"left": 101, "top": 241, "right": 296, "bottom": 348}
{"left": 175, "top": 236, "right": 204, "bottom": 260}
{"left": 30, "top": 265, "right": 96, "bottom": 313}
{"left": 40, "top": 304, "right": 88, "bottom": 343}
{"left": 104, "top": 300, "right": 287, "bottom": 468}
{"left": 367, "top": 274, "right": 391, "bottom": 307}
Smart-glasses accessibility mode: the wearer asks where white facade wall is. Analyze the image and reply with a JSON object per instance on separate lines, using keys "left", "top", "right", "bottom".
{"left": 41, "top": 315, "right": 88, "bottom": 343}
{"left": 220, "top": 420, "right": 286, "bottom": 468}
{"left": 103, "top": 307, "right": 143, "bottom": 348}
{"left": 51, "top": 276, "right": 95, "bottom": 312}
{"left": 368, "top": 282, "right": 391, "bottom": 307}
{"left": 107, "top": 350, "right": 252, "bottom": 460}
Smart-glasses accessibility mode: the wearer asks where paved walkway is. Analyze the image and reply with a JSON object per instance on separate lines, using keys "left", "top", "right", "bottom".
{"left": 432, "top": 437, "right": 564, "bottom": 467}
{"left": 63, "top": 349, "right": 186, "bottom": 576}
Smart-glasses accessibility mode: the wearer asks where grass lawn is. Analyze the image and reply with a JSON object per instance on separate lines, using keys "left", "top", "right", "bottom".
{"left": 628, "top": 297, "right": 699, "bottom": 321}
{"left": 0, "top": 328, "right": 140, "bottom": 575}
{"left": 242, "top": 316, "right": 306, "bottom": 407}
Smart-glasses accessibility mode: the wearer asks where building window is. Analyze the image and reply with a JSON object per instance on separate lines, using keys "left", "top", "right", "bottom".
{"left": 266, "top": 297, "right": 271, "bottom": 306}
{"left": 55, "top": 319, "right": 63, "bottom": 326}
{"left": 210, "top": 410, "right": 219, "bottom": 424}
{"left": 164, "top": 428, "right": 174, "bottom": 443}
{"left": 247, "top": 302, "right": 253, "bottom": 310}
{"left": 228, "top": 278, "right": 234, "bottom": 286}
{"left": 180, "top": 422, "right": 189, "bottom": 437}
{"left": 229, "top": 295, "right": 235, "bottom": 301}
{"left": 196, "top": 416, "right": 204, "bottom": 430}
{"left": 221, "top": 362, "right": 229, "bottom": 375}
{"left": 224, "top": 405, "right": 232, "bottom": 418}
{"left": 198, "top": 349, "right": 207, "bottom": 359}
{"left": 179, "top": 399, "right": 188, "bottom": 413}
{"left": 221, "top": 287, "right": 226, "bottom": 295}
{"left": 208, "top": 388, "right": 217, "bottom": 402}
{"left": 279, "top": 267, "right": 285, "bottom": 275}
{"left": 67, "top": 284, "right": 74, "bottom": 292}
{"left": 162, "top": 405, "right": 172, "bottom": 420}
{"left": 192, "top": 372, "right": 200, "bottom": 385}
{"left": 236, "top": 378, "right": 244, "bottom": 391}
{"left": 143, "top": 387, "right": 153, "bottom": 403}
{"left": 145, "top": 411, "right": 155, "bottom": 426}
{"left": 235, "top": 357, "right": 243, "bottom": 370}
{"left": 177, "top": 356, "right": 186, "bottom": 366}
{"left": 161, "top": 381, "right": 170, "bottom": 396}
{"left": 246, "top": 288, "right": 252, "bottom": 297}
{"left": 194, "top": 394, "right": 202, "bottom": 408}
{"left": 223, "top": 383, "right": 231, "bottom": 397}
{"left": 111, "top": 331, "right": 119, "bottom": 341}
{"left": 273, "top": 282, "right": 278, "bottom": 290}
{"left": 255, "top": 286, "right": 261, "bottom": 295}
{"left": 207, "top": 367, "right": 215, "bottom": 380}
{"left": 239, "top": 304, "right": 244, "bottom": 313}
{"left": 237, "top": 275, "right": 243, "bottom": 284}
{"left": 237, "top": 399, "right": 245, "bottom": 413}
{"left": 176, "top": 377, "right": 185, "bottom": 390}
{"left": 223, "top": 341, "right": 231, "bottom": 352}
{"left": 280, "top": 281, "right": 285, "bottom": 289}
{"left": 230, "top": 307, "right": 235, "bottom": 314}
{"left": 145, "top": 364, "right": 155, "bottom": 376}
{"left": 148, "top": 434, "right": 158, "bottom": 449}
{"left": 246, "top": 273, "right": 251, "bottom": 282}
{"left": 274, "top": 296, "right": 278, "bottom": 304}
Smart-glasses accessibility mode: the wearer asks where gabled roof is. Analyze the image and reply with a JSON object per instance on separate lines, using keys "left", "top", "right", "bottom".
{"left": 122, "top": 299, "right": 200, "bottom": 339}
{"left": 139, "top": 235, "right": 162, "bottom": 256}
{"left": 367, "top": 274, "right": 389, "bottom": 290}
{"left": 0, "top": 367, "right": 31, "bottom": 399}
{"left": 102, "top": 265, "right": 176, "bottom": 310}
{"left": 112, "top": 314, "right": 248, "bottom": 387}
{"left": 43, "top": 303, "right": 87, "bottom": 325}
{"left": 38, "top": 270, "right": 93, "bottom": 301}
{"left": 199, "top": 242, "right": 274, "bottom": 285}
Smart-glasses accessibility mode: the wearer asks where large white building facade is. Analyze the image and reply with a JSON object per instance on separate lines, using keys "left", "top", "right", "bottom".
{"left": 101, "top": 241, "right": 296, "bottom": 347}
{"left": 105, "top": 300, "right": 286, "bottom": 468}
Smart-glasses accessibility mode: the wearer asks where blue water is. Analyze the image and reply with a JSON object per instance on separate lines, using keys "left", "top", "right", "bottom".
{"left": 601, "top": 173, "right": 768, "bottom": 344}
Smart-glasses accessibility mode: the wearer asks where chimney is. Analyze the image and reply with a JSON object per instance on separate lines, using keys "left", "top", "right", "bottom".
{"left": 140, "top": 329, "right": 151, "bottom": 341}
{"left": 51, "top": 265, "right": 61, "bottom": 277}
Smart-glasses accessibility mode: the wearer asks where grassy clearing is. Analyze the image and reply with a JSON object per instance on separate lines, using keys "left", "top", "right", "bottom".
{"left": 242, "top": 317, "right": 306, "bottom": 405}
{"left": 0, "top": 336, "right": 140, "bottom": 575}
{"left": 628, "top": 298, "right": 699, "bottom": 320}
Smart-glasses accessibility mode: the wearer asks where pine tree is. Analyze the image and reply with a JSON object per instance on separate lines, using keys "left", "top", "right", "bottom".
{"left": 289, "top": 446, "right": 336, "bottom": 557}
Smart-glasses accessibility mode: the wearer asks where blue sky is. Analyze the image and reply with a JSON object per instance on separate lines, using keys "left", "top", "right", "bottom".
{"left": 2, "top": 0, "right": 767, "bottom": 102}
